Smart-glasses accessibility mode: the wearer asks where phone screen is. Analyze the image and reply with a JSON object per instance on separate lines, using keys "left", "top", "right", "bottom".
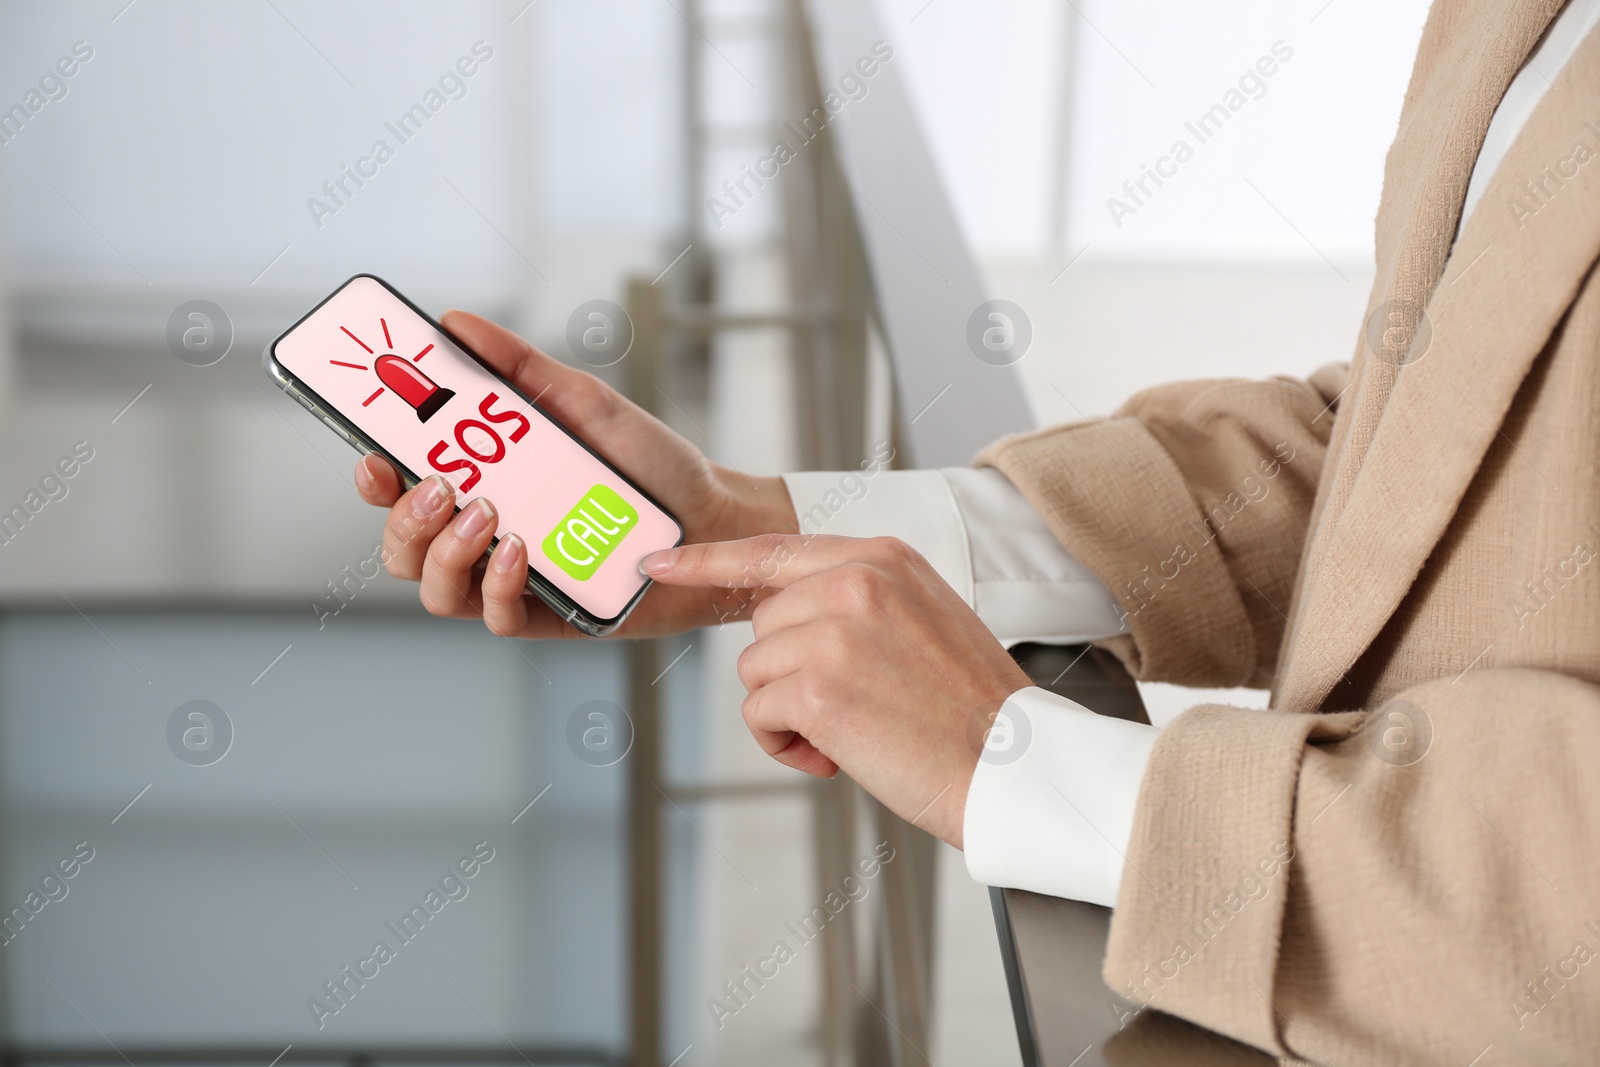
{"left": 271, "top": 275, "right": 682, "bottom": 624}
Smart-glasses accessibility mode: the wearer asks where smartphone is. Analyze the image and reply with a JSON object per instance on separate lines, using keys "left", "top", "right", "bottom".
{"left": 264, "top": 274, "right": 683, "bottom": 636}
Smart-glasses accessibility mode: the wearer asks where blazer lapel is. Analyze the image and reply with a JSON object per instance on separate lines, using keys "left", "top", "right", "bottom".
{"left": 1276, "top": 1, "right": 1597, "bottom": 710}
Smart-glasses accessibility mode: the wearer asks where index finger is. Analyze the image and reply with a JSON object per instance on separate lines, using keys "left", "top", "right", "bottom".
{"left": 640, "top": 534, "right": 914, "bottom": 590}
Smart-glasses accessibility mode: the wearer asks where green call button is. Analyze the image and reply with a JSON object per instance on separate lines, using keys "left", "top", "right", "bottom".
{"left": 542, "top": 484, "right": 638, "bottom": 581}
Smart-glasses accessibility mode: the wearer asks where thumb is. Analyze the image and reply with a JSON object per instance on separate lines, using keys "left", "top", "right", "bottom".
{"left": 439, "top": 309, "right": 610, "bottom": 428}
{"left": 769, "top": 733, "right": 839, "bottom": 779}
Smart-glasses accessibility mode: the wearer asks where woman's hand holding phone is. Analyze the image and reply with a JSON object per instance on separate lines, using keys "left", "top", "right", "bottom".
{"left": 353, "top": 310, "right": 798, "bottom": 640}
{"left": 336, "top": 303, "right": 1020, "bottom": 847}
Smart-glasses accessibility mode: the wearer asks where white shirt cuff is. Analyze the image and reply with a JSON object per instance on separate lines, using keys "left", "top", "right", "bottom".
{"left": 943, "top": 468, "right": 1127, "bottom": 644}
{"left": 963, "top": 686, "right": 1159, "bottom": 907}
{"left": 783, "top": 467, "right": 972, "bottom": 595}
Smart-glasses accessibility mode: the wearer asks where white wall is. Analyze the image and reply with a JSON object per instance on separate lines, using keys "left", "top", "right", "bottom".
{"left": 877, "top": 0, "right": 1431, "bottom": 264}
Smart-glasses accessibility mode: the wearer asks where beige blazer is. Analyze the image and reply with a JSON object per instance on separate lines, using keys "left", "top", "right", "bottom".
{"left": 980, "top": 0, "right": 1600, "bottom": 1062}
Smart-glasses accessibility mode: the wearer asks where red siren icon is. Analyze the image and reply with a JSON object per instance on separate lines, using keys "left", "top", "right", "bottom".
{"left": 375, "top": 353, "right": 454, "bottom": 422}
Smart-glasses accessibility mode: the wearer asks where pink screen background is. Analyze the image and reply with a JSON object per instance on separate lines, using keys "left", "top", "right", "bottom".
{"left": 275, "top": 276, "right": 681, "bottom": 621}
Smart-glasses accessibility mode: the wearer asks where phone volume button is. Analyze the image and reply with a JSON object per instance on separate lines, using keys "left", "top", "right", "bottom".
{"left": 319, "top": 415, "right": 353, "bottom": 443}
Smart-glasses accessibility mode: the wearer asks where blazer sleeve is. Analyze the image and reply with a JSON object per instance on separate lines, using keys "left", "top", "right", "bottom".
{"left": 978, "top": 363, "right": 1348, "bottom": 688}
{"left": 1103, "top": 669, "right": 1600, "bottom": 1064}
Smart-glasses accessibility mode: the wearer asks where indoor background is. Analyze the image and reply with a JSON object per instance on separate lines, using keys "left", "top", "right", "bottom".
{"left": 0, "top": 0, "right": 1429, "bottom": 1064}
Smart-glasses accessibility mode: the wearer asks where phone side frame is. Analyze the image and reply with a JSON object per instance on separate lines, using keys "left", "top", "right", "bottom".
{"left": 261, "top": 274, "right": 682, "bottom": 637}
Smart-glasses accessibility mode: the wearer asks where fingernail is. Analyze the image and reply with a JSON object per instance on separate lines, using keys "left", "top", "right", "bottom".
{"left": 494, "top": 533, "right": 524, "bottom": 571}
{"left": 411, "top": 476, "right": 451, "bottom": 518}
{"left": 640, "top": 548, "right": 678, "bottom": 575}
{"left": 456, "top": 498, "right": 495, "bottom": 540}
{"left": 355, "top": 455, "right": 376, "bottom": 493}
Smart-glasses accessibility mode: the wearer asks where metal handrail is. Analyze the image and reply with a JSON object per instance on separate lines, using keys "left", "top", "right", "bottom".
{"left": 799, "top": 0, "right": 1034, "bottom": 468}
{"left": 619, "top": 0, "right": 1050, "bottom": 1059}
